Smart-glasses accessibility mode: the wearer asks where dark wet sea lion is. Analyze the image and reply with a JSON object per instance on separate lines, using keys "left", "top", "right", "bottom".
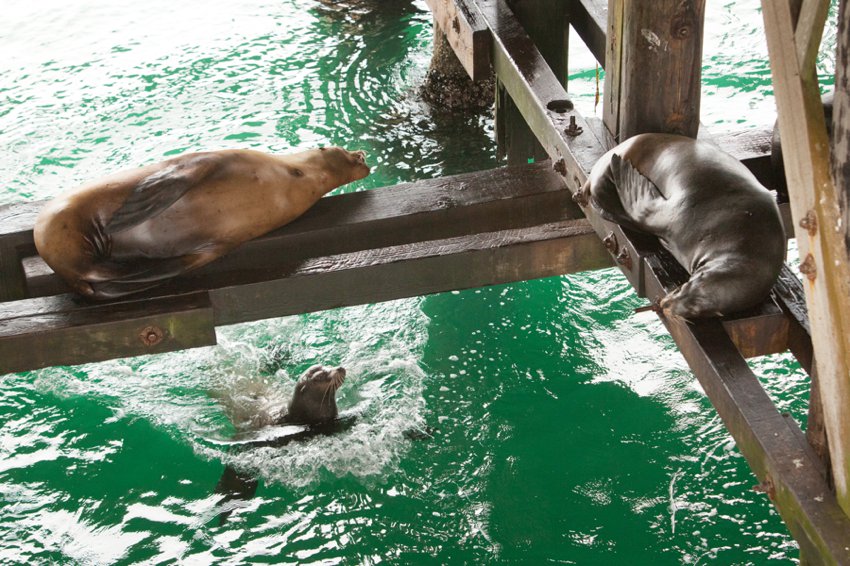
{"left": 578, "top": 133, "right": 785, "bottom": 320}
{"left": 214, "top": 365, "right": 348, "bottom": 522}
{"left": 34, "top": 147, "right": 370, "bottom": 300}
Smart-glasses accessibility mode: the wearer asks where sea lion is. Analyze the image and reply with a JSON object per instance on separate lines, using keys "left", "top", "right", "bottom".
{"left": 577, "top": 133, "right": 785, "bottom": 320}
{"left": 33, "top": 147, "right": 370, "bottom": 300}
{"left": 214, "top": 365, "right": 349, "bottom": 522}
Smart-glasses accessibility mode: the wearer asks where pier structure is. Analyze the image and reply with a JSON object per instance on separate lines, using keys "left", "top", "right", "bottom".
{"left": 1, "top": 0, "right": 849, "bottom": 560}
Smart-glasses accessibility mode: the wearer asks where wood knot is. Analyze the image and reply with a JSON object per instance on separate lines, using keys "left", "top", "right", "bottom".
{"left": 140, "top": 325, "right": 164, "bottom": 347}
{"left": 799, "top": 253, "right": 817, "bottom": 281}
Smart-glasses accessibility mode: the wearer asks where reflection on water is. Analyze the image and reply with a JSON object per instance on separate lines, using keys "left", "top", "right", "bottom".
{"left": 0, "top": 0, "right": 835, "bottom": 563}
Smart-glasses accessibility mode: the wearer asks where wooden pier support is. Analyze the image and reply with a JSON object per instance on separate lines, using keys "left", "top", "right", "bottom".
{"left": 603, "top": 0, "right": 706, "bottom": 141}
{"left": 762, "top": 0, "right": 850, "bottom": 516}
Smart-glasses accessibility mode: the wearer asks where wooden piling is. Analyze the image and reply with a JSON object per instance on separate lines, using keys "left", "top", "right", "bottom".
{"left": 603, "top": 0, "right": 706, "bottom": 140}
{"left": 762, "top": 0, "right": 850, "bottom": 514}
{"left": 834, "top": 0, "right": 850, "bottom": 260}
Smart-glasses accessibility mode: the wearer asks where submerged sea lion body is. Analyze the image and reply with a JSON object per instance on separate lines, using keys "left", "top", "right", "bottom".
{"left": 34, "top": 147, "right": 369, "bottom": 299}
{"left": 579, "top": 133, "right": 785, "bottom": 319}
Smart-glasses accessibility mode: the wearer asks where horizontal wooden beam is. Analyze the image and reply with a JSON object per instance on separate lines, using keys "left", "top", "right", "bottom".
{"left": 423, "top": 0, "right": 491, "bottom": 80}
{"left": 0, "top": 163, "right": 614, "bottom": 374}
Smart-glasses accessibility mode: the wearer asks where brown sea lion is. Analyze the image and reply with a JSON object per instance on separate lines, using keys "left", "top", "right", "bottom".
{"left": 578, "top": 133, "right": 785, "bottom": 320}
{"left": 214, "top": 365, "right": 349, "bottom": 523}
{"left": 33, "top": 147, "right": 370, "bottom": 300}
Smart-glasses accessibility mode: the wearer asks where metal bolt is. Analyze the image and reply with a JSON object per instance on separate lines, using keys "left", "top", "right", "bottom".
{"left": 553, "top": 158, "right": 567, "bottom": 176}
{"left": 799, "top": 210, "right": 818, "bottom": 236}
{"left": 140, "top": 325, "right": 164, "bottom": 347}
{"left": 572, "top": 189, "right": 589, "bottom": 207}
{"left": 565, "top": 116, "right": 584, "bottom": 137}
{"left": 615, "top": 247, "right": 632, "bottom": 270}
{"left": 799, "top": 253, "right": 817, "bottom": 281}
{"left": 603, "top": 232, "right": 618, "bottom": 253}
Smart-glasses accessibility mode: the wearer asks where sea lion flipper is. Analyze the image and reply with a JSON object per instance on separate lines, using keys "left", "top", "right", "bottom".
{"left": 613, "top": 154, "right": 669, "bottom": 231}
{"left": 105, "top": 154, "right": 221, "bottom": 234}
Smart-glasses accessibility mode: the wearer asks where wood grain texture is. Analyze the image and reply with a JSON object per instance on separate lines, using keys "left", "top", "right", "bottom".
{"left": 423, "top": 0, "right": 491, "bottom": 80}
{"left": 763, "top": 0, "right": 850, "bottom": 511}
{"left": 616, "top": 0, "right": 706, "bottom": 139}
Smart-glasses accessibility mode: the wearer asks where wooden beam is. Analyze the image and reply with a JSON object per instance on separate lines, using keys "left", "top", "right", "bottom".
{"left": 602, "top": 0, "right": 624, "bottom": 137}
{"left": 0, "top": 292, "right": 216, "bottom": 374}
{"left": 422, "top": 0, "right": 491, "bottom": 81}
{"left": 0, "top": 219, "right": 611, "bottom": 374}
{"left": 795, "top": 0, "right": 830, "bottom": 76}
{"left": 762, "top": 0, "right": 850, "bottom": 512}
{"left": 570, "top": 0, "right": 607, "bottom": 66}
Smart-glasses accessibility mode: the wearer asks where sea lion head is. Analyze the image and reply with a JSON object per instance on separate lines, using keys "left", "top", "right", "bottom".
{"left": 285, "top": 365, "right": 346, "bottom": 424}
{"left": 311, "top": 146, "right": 370, "bottom": 187}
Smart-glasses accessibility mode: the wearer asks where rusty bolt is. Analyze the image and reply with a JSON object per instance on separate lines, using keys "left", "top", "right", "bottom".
{"left": 603, "top": 232, "right": 618, "bottom": 253}
{"left": 615, "top": 247, "right": 632, "bottom": 270}
{"left": 799, "top": 210, "right": 818, "bottom": 236}
{"left": 140, "top": 325, "right": 164, "bottom": 347}
{"left": 565, "top": 115, "right": 583, "bottom": 137}
{"left": 572, "top": 189, "right": 589, "bottom": 207}
{"left": 799, "top": 253, "right": 817, "bottom": 281}
{"left": 553, "top": 158, "right": 567, "bottom": 176}
{"left": 753, "top": 474, "right": 776, "bottom": 500}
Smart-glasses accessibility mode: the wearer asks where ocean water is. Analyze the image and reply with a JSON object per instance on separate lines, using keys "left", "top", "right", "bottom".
{"left": 0, "top": 0, "right": 838, "bottom": 563}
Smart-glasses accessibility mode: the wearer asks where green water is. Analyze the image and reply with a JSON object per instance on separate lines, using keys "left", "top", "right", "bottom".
{"left": 0, "top": 0, "right": 839, "bottom": 563}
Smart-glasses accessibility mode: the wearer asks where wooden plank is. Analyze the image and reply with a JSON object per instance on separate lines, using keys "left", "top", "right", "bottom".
{"left": 0, "top": 292, "right": 216, "bottom": 374}
{"left": 570, "top": 0, "right": 607, "bottom": 66}
{"left": 423, "top": 0, "right": 491, "bottom": 81}
{"left": 795, "top": 0, "right": 830, "bottom": 76}
{"left": 209, "top": 219, "right": 610, "bottom": 325}
{"left": 640, "top": 254, "right": 850, "bottom": 563}
{"left": 0, "top": 220, "right": 612, "bottom": 373}
{"left": 616, "top": 0, "right": 706, "bottom": 139}
{"left": 762, "top": 0, "right": 850, "bottom": 511}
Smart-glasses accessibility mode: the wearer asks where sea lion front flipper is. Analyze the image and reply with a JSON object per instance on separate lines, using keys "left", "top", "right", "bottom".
{"left": 613, "top": 154, "right": 669, "bottom": 232}
{"left": 104, "top": 154, "right": 222, "bottom": 235}
{"left": 84, "top": 248, "right": 224, "bottom": 299}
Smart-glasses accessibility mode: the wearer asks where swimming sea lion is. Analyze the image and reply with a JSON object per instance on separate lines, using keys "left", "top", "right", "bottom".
{"left": 578, "top": 133, "right": 785, "bottom": 320}
{"left": 33, "top": 147, "right": 370, "bottom": 300}
{"left": 214, "top": 365, "right": 349, "bottom": 522}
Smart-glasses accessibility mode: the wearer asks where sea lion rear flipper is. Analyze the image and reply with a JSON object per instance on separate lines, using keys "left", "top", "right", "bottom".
{"left": 105, "top": 154, "right": 222, "bottom": 234}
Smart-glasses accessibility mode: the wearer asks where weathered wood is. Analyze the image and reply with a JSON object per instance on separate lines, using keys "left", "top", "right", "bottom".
{"left": 0, "top": 243, "right": 27, "bottom": 302}
{"left": 422, "top": 0, "right": 491, "bottom": 81}
{"left": 639, "top": 253, "right": 850, "bottom": 563}
{"left": 495, "top": 0, "right": 570, "bottom": 165}
{"left": 795, "top": 0, "right": 830, "bottom": 76}
{"left": 208, "top": 219, "right": 609, "bottom": 325}
{"left": 571, "top": 0, "right": 607, "bottom": 66}
{"left": 605, "top": 0, "right": 706, "bottom": 140}
{"left": 762, "top": 0, "right": 850, "bottom": 511}
{"left": 0, "top": 292, "right": 216, "bottom": 374}
{"left": 602, "top": 0, "right": 624, "bottom": 138}
{"left": 0, "top": 220, "right": 611, "bottom": 374}
{"left": 834, "top": 0, "right": 850, "bottom": 260}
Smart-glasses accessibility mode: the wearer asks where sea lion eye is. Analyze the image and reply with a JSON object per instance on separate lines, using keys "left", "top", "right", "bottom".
{"left": 289, "top": 167, "right": 304, "bottom": 177}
